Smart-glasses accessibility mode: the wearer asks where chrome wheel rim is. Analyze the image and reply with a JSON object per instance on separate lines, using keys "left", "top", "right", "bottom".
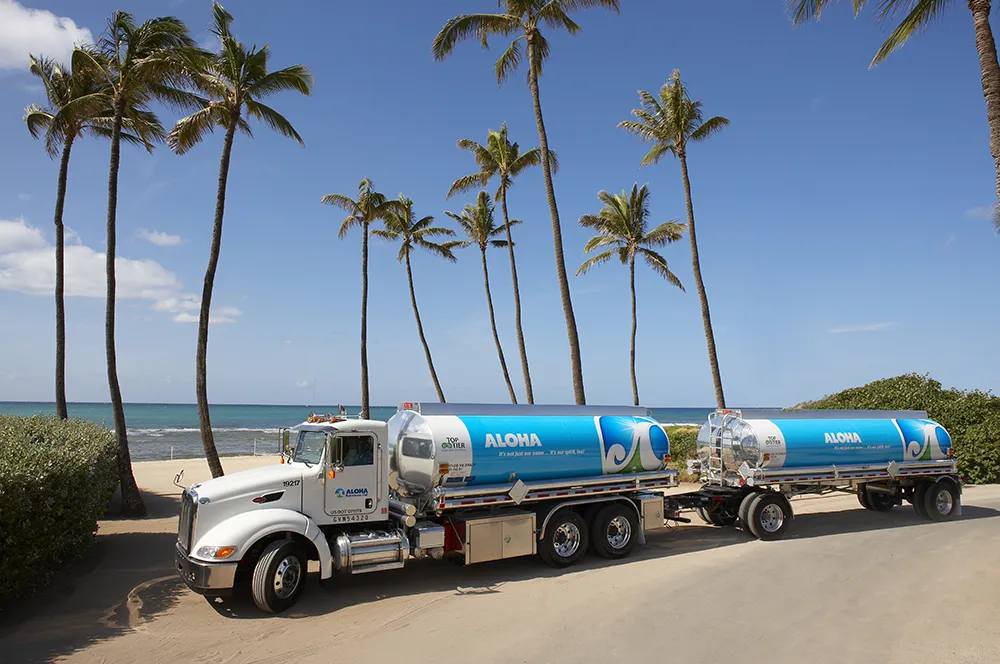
{"left": 273, "top": 555, "right": 301, "bottom": 599}
{"left": 760, "top": 503, "right": 785, "bottom": 533}
{"left": 606, "top": 516, "right": 632, "bottom": 550}
{"left": 553, "top": 522, "right": 581, "bottom": 558}
{"left": 935, "top": 490, "right": 953, "bottom": 515}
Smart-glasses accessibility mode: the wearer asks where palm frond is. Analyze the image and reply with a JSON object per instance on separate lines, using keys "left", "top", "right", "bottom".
{"left": 248, "top": 64, "right": 314, "bottom": 97}
{"left": 494, "top": 36, "right": 524, "bottom": 84}
{"left": 24, "top": 105, "right": 54, "bottom": 142}
{"left": 645, "top": 220, "right": 685, "bottom": 246}
{"left": 448, "top": 172, "right": 491, "bottom": 198}
{"left": 690, "top": 115, "right": 729, "bottom": 142}
{"left": 871, "top": 0, "right": 947, "bottom": 66}
{"left": 639, "top": 142, "right": 671, "bottom": 167}
{"left": 640, "top": 249, "right": 684, "bottom": 291}
{"left": 167, "top": 105, "right": 218, "bottom": 154}
{"left": 578, "top": 213, "right": 607, "bottom": 231}
{"left": 432, "top": 13, "right": 521, "bottom": 60}
{"left": 210, "top": 2, "right": 235, "bottom": 38}
{"left": 575, "top": 248, "right": 615, "bottom": 276}
{"left": 489, "top": 239, "right": 509, "bottom": 248}
{"left": 581, "top": 234, "right": 620, "bottom": 253}
{"left": 537, "top": 4, "right": 582, "bottom": 33}
{"left": 245, "top": 98, "right": 304, "bottom": 145}
{"left": 369, "top": 228, "right": 399, "bottom": 240}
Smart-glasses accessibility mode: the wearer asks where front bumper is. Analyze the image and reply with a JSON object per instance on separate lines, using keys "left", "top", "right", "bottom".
{"left": 174, "top": 541, "right": 238, "bottom": 595}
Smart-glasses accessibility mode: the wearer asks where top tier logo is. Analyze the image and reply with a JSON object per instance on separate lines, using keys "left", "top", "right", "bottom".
{"left": 485, "top": 433, "right": 542, "bottom": 448}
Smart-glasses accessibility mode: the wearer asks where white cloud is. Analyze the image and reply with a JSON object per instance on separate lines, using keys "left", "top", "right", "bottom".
{"left": 17, "top": 193, "right": 32, "bottom": 201}
{"left": 173, "top": 305, "right": 242, "bottom": 325}
{"left": 138, "top": 228, "right": 184, "bottom": 247}
{"left": 828, "top": 322, "right": 896, "bottom": 335}
{"left": 283, "top": 339, "right": 293, "bottom": 346}
{"left": 296, "top": 380, "right": 310, "bottom": 389}
{"left": 0, "top": 0, "right": 93, "bottom": 70}
{"left": 0, "top": 218, "right": 241, "bottom": 325}
{"left": 965, "top": 205, "right": 996, "bottom": 222}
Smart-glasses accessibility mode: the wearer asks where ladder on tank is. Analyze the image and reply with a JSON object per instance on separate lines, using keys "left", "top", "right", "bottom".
{"left": 704, "top": 409, "right": 741, "bottom": 485}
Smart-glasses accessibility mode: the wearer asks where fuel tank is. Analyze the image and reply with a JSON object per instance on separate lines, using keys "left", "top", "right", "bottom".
{"left": 696, "top": 410, "right": 953, "bottom": 473}
{"left": 387, "top": 408, "right": 671, "bottom": 497}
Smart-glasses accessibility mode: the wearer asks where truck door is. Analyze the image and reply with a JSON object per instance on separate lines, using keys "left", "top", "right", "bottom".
{"left": 325, "top": 433, "right": 380, "bottom": 522}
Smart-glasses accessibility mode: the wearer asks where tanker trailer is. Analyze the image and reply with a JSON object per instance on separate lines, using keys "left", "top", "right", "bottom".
{"left": 669, "top": 408, "right": 961, "bottom": 541}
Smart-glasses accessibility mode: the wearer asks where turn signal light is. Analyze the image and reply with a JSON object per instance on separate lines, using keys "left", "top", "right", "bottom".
{"left": 327, "top": 470, "right": 336, "bottom": 479}
{"left": 215, "top": 547, "right": 236, "bottom": 559}
{"left": 663, "top": 454, "right": 671, "bottom": 463}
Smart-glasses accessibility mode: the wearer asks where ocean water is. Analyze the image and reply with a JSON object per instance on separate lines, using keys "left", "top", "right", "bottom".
{"left": 0, "top": 402, "right": 714, "bottom": 461}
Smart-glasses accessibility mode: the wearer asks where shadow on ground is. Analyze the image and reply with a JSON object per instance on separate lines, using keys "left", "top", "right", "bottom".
{"left": 208, "top": 501, "right": 1000, "bottom": 621}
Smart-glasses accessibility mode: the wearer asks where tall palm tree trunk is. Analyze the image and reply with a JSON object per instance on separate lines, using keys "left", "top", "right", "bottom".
{"left": 105, "top": 98, "right": 145, "bottom": 517}
{"left": 499, "top": 190, "right": 533, "bottom": 404}
{"left": 629, "top": 256, "right": 639, "bottom": 407}
{"left": 405, "top": 253, "right": 446, "bottom": 402}
{"left": 53, "top": 136, "right": 74, "bottom": 420}
{"left": 679, "top": 152, "right": 725, "bottom": 408}
{"left": 195, "top": 119, "right": 238, "bottom": 479}
{"left": 360, "top": 221, "right": 370, "bottom": 419}
{"left": 527, "top": 37, "right": 585, "bottom": 405}
{"left": 480, "top": 249, "right": 517, "bottom": 404}
{"left": 969, "top": 0, "right": 1000, "bottom": 228}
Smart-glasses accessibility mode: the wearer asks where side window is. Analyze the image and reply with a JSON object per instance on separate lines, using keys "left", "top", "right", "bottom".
{"left": 343, "top": 435, "right": 374, "bottom": 467}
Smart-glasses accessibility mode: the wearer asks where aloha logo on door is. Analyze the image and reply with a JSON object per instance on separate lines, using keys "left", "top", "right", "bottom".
{"left": 334, "top": 487, "right": 369, "bottom": 498}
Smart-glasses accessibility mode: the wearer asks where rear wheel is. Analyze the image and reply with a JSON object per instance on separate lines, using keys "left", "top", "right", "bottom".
{"left": 923, "top": 481, "right": 960, "bottom": 522}
{"left": 591, "top": 504, "right": 638, "bottom": 560}
{"left": 540, "top": 509, "right": 588, "bottom": 568}
{"left": 857, "top": 484, "right": 872, "bottom": 509}
{"left": 697, "top": 505, "right": 737, "bottom": 527}
{"left": 738, "top": 492, "right": 758, "bottom": 530}
{"left": 859, "top": 486, "right": 895, "bottom": 512}
{"left": 251, "top": 540, "right": 306, "bottom": 614}
{"left": 746, "top": 492, "right": 792, "bottom": 541}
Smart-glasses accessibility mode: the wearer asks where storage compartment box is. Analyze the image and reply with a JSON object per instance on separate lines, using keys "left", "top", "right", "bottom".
{"left": 454, "top": 511, "right": 536, "bottom": 564}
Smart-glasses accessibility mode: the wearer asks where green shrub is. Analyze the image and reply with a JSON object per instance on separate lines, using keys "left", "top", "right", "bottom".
{"left": 665, "top": 425, "right": 699, "bottom": 462}
{"left": 0, "top": 415, "right": 119, "bottom": 600}
{"left": 795, "top": 373, "right": 1000, "bottom": 484}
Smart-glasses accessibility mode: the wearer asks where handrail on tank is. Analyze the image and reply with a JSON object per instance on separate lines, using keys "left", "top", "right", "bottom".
{"left": 747, "top": 459, "right": 957, "bottom": 478}
{"left": 432, "top": 468, "right": 678, "bottom": 499}
{"left": 399, "top": 401, "right": 654, "bottom": 418}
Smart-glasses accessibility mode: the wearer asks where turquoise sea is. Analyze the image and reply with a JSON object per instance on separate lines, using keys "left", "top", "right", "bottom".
{"left": 0, "top": 402, "right": 717, "bottom": 461}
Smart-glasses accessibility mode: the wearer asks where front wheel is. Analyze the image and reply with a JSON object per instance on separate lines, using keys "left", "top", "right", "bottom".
{"left": 539, "top": 509, "right": 588, "bottom": 568}
{"left": 591, "top": 504, "right": 638, "bottom": 560}
{"left": 252, "top": 540, "right": 306, "bottom": 613}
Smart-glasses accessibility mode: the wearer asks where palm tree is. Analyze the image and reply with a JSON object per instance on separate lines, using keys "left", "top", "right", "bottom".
{"left": 446, "top": 191, "right": 519, "bottom": 404}
{"left": 788, "top": 1, "right": 1000, "bottom": 230}
{"left": 72, "top": 12, "right": 201, "bottom": 517}
{"left": 433, "top": 0, "right": 621, "bottom": 405}
{"left": 321, "top": 179, "right": 400, "bottom": 420}
{"left": 576, "top": 184, "right": 685, "bottom": 406}
{"left": 24, "top": 55, "right": 158, "bottom": 420}
{"left": 448, "top": 123, "right": 556, "bottom": 404}
{"left": 167, "top": 3, "right": 313, "bottom": 479}
{"left": 619, "top": 70, "right": 730, "bottom": 408}
{"left": 372, "top": 196, "right": 457, "bottom": 403}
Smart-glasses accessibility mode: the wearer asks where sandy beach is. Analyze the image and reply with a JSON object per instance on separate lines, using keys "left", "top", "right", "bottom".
{"left": 2, "top": 456, "right": 999, "bottom": 664}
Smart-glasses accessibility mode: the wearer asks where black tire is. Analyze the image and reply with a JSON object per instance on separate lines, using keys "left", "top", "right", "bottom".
{"left": 865, "top": 487, "right": 896, "bottom": 512}
{"left": 540, "top": 509, "right": 588, "bottom": 568}
{"left": 746, "top": 492, "right": 792, "bottom": 541}
{"left": 923, "top": 481, "right": 960, "bottom": 522}
{"left": 738, "top": 492, "right": 758, "bottom": 529}
{"left": 591, "top": 504, "right": 639, "bottom": 560}
{"left": 913, "top": 482, "right": 931, "bottom": 520}
{"left": 252, "top": 540, "right": 306, "bottom": 614}
{"left": 697, "top": 505, "right": 738, "bottom": 527}
{"left": 857, "top": 484, "right": 872, "bottom": 510}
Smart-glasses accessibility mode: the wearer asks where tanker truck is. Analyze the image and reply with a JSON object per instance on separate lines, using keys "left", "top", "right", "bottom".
{"left": 173, "top": 402, "right": 679, "bottom": 613}
{"left": 172, "top": 403, "right": 962, "bottom": 614}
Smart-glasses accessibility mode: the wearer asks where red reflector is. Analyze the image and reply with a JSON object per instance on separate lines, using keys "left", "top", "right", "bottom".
{"left": 252, "top": 496, "right": 266, "bottom": 503}
{"left": 664, "top": 454, "right": 672, "bottom": 463}
{"left": 947, "top": 447, "right": 954, "bottom": 458}
{"left": 403, "top": 401, "right": 413, "bottom": 410}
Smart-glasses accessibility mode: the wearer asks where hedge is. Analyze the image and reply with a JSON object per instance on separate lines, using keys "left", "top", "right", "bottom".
{"left": 794, "top": 373, "right": 1000, "bottom": 484}
{"left": 664, "top": 425, "right": 699, "bottom": 462}
{"left": 0, "top": 415, "right": 119, "bottom": 600}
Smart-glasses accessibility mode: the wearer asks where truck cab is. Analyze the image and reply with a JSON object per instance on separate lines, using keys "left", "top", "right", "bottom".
{"left": 174, "top": 415, "right": 392, "bottom": 612}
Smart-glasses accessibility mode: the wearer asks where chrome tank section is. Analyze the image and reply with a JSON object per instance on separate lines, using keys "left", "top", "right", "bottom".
{"left": 332, "top": 529, "right": 408, "bottom": 574}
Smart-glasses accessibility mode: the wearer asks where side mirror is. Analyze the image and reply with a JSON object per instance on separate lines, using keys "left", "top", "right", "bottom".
{"left": 280, "top": 429, "right": 291, "bottom": 459}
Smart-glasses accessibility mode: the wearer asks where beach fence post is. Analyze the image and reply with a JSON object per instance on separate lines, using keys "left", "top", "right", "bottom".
{"left": 253, "top": 439, "right": 257, "bottom": 456}
{"left": 170, "top": 446, "right": 174, "bottom": 461}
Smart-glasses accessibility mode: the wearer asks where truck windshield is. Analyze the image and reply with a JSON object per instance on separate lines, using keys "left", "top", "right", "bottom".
{"left": 293, "top": 431, "right": 326, "bottom": 465}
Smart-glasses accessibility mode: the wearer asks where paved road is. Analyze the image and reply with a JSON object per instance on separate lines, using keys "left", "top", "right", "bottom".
{"left": 4, "top": 484, "right": 999, "bottom": 664}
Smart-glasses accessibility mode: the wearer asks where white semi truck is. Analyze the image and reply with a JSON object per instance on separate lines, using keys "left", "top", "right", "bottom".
{"left": 173, "top": 403, "right": 962, "bottom": 613}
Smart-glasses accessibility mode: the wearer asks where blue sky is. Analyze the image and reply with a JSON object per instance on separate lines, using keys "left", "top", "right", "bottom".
{"left": 1, "top": 0, "right": 997, "bottom": 408}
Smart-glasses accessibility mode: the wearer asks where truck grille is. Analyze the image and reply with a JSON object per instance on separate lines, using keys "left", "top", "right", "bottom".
{"left": 178, "top": 490, "right": 197, "bottom": 552}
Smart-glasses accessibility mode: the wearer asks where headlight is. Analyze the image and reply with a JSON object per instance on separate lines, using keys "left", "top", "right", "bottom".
{"left": 196, "top": 545, "right": 237, "bottom": 559}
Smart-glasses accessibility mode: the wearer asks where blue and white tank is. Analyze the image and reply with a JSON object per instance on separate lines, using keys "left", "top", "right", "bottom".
{"left": 387, "top": 409, "right": 671, "bottom": 496}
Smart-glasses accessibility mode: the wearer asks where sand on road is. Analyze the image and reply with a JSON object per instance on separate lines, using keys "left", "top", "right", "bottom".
{"left": 2, "top": 456, "right": 999, "bottom": 664}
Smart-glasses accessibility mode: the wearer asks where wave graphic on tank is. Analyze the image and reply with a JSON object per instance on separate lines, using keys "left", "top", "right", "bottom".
{"left": 896, "top": 419, "right": 952, "bottom": 461}
{"left": 596, "top": 416, "right": 670, "bottom": 473}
